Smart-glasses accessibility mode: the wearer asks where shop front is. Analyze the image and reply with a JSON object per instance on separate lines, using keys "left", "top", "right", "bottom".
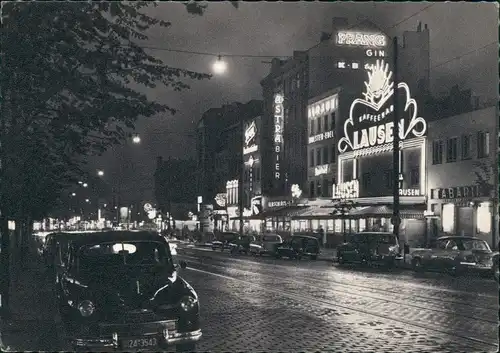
{"left": 428, "top": 185, "right": 495, "bottom": 246}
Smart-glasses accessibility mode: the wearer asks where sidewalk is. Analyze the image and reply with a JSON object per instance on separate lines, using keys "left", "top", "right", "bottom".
{"left": 0, "top": 250, "right": 67, "bottom": 352}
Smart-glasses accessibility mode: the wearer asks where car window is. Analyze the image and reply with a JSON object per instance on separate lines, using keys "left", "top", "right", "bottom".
{"left": 78, "top": 241, "right": 172, "bottom": 270}
{"left": 445, "top": 240, "right": 458, "bottom": 250}
{"left": 462, "top": 239, "right": 490, "bottom": 251}
{"left": 436, "top": 240, "right": 448, "bottom": 249}
{"left": 291, "top": 237, "right": 303, "bottom": 246}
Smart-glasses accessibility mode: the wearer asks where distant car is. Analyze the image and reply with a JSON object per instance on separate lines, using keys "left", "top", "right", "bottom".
{"left": 211, "top": 232, "right": 240, "bottom": 251}
{"left": 336, "top": 232, "right": 402, "bottom": 268}
{"left": 55, "top": 231, "right": 201, "bottom": 352}
{"left": 275, "top": 235, "right": 320, "bottom": 260}
{"left": 229, "top": 235, "right": 256, "bottom": 255}
{"left": 411, "top": 236, "right": 495, "bottom": 276}
{"left": 249, "top": 234, "right": 283, "bottom": 256}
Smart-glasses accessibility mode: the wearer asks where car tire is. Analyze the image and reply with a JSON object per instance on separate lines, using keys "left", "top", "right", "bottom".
{"left": 337, "top": 253, "right": 345, "bottom": 264}
{"left": 176, "top": 343, "right": 196, "bottom": 352}
{"left": 412, "top": 258, "right": 423, "bottom": 272}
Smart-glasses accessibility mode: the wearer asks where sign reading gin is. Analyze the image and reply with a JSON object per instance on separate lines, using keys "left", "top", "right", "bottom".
{"left": 338, "top": 60, "right": 427, "bottom": 154}
{"left": 274, "top": 93, "right": 284, "bottom": 180}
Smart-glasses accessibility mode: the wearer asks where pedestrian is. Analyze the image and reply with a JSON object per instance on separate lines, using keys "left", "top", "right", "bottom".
{"left": 317, "top": 225, "right": 325, "bottom": 247}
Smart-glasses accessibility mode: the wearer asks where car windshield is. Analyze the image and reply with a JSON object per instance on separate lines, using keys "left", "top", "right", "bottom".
{"left": 462, "top": 239, "right": 490, "bottom": 251}
{"left": 77, "top": 241, "right": 172, "bottom": 270}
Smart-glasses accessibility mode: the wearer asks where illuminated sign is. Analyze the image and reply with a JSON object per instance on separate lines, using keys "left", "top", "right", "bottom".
{"left": 243, "top": 120, "right": 258, "bottom": 155}
{"left": 268, "top": 200, "right": 291, "bottom": 208}
{"left": 251, "top": 197, "right": 262, "bottom": 215}
{"left": 336, "top": 31, "right": 386, "bottom": 47}
{"left": 291, "top": 184, "right": 302, "bottom": 199}
{"left": 315, "top": 164, "right": 330, "bottom": 176}
{"left": 243, "top": 208, "right": 252, "bottom": 217}
{"left": 366, "top": 49, "right": 386, "bottom": 57}
{"left": 245, "top": 155, "right": 259, "bottom": 167}
{"left": 309, "top": 131, "right": 334, "bottom": 144}
{"left": 338, "top": 60, "right": 427, "bottom": 154}
{"left": 431, "top": 185, "right": 482, "bottom": 199}
{"left": 332, "top": 180, "right": 359, "bottom": 199}
{"left": 143, "top": 203, "right": 153, "bottom": 212}
{"left": 274, "top": 93, "right": 284, "bottom": 180}
{"left": 215, "top": 193, "right": 227, "bottom": 207}
{"left": 308, "top": 94, "right": 338, "bottom": 119}
{"left": 399, "top": 188, "right": 420, "bottom": 196}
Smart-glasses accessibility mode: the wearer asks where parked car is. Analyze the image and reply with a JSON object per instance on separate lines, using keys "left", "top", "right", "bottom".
{"left": 229, "top": 235, "right": 256, "bottom": 255}
{"left": 54, "top": 231, "right": 201, "bottom": 352}
{"left": 492, "top": 251, "right": 499, "bottom": 282}
{"left": 211, "top": 232, "right": 240, "bottom": 251}
{"left": 44, "top": 232, "right": 77, "bottom": 268}
{"left": 249, "top": 234, "right": 283, "bottom": 256}
{"left": 275, "top": 235, "right": 320, "bottom": 260}
{"left": 411, "top": 236, "right": 495, "bottom": 277}
{"left": 336, "top": 232, "right": 403, "bottom": 268}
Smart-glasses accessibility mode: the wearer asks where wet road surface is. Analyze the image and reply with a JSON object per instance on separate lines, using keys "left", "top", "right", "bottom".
{"left": 176, "top": 245, "right": 499, "bottom": 353}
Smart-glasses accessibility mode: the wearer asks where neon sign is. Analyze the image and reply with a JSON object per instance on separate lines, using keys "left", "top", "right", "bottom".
{"left": 291, "top": 184, "right": 302, "bottom": 199}
{"left": 332, "top": 180, "right": 359, "bottom": 199}
{"left": 309, "top": 131, "right": 334, "bottom": 144}
{"left": 336, "top": 31, "right": 386, "bottom": 47}
{"left": 399, "top": 188, "right": 420, "bottom": 196}
{"left": 214, "top": 193, "right": 227, "bottom": 207}
{"left": 315, "top": 164, "right": 330, "bottom": 176}
{"left": 308, "top": 94, "right": 338, "bottom": 119}
{"left": 338, "top": 60, "right": 427, "bottom": 154}
{"left": 274, "top": 93, "right": 284, "bottom": 180}
{"left": 243, "top": 120, "right": 258, "bottom": 155}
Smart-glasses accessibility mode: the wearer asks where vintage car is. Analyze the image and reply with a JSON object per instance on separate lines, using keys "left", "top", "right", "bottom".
{"left": 336, "top": 232, "right": 403, "bottom": 268}
{"left": 211, "top": 231, "right": 240, "bottom": 251}
{"left": 249, "top": 233, "right": 283, "bottom": 256}
{"left": 275, "top": 235, "right": 320, "bottom": 260}
{"left": 411, "top": 236, "right": 495, "bottom": 277}
{"left": 229, "top": 234, "right": 256, "bottom": 255}
{"left": 54, "top": 231, "right": 201, "bottom": 352}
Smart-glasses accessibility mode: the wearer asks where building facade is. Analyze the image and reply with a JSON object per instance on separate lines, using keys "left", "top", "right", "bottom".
{"left": 426, "top": 105, "right": 498, "bottom": 247}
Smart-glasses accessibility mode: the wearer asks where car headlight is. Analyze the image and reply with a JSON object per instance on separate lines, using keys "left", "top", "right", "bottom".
{"left": 77, "top": 300, "right": 95, "bottom": 317}
{"left": 388, "top": 245, "right": 399, "bottom": 253}
{"left": 179, "top": 295, "right": 198, "bottom": 311}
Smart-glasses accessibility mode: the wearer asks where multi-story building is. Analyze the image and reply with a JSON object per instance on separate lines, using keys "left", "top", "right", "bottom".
{"left": 426, "top": 104, "right": 498, "bottom": 247}
{"left": 260, "top": 51, "right": 309, "bottom": 198}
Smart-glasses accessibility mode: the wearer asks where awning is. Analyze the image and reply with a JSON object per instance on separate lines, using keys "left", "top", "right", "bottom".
{"left": 349, "top": 205, "right": 426, "bottom": 219}
{"left": 291, "top": 206, "right": 369, "bottom": 219}
{"left": 230, "top": 206, "right": 310, "bottom": 220}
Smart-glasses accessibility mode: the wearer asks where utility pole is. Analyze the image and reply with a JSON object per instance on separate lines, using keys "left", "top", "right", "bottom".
{"left": 392, "top": 36, "right": 401, "bottom": 248}
{"left": 167, "top": 156, "right": 172, "bottom": 232}
{"left": 238, "top": 117, "right": 244, "bottom": 237}
{"left": 0, "top": 88, "right": 10, "bottom": 318}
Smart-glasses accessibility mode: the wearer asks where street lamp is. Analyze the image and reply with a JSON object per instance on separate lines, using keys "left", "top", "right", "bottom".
{"left": 132, "top": 135, "right": 141, "bottom": 144}
{"left": 71, "top": 192, "right": 76, "bottom": 197}
{"left": 83, "top": 183, "right": 88, "bottom": 188}
{"left": 97, "top": 170, "right": 104, "bottom": 177}
{"left": 85, "top": 199, "right": 90, "bottom": 203}
{"left": 212, "top": 55, "right": 227, "bottom": 75}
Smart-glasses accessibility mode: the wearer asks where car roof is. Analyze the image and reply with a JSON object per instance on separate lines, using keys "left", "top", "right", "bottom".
{"left": 292, "top": 235, "right": 318, "bottom": 240}
{"left": 71, "top": 231, "right": 165, "bottom": 247}
{"left": 357, "top": 232, "right": 394, "bottom": 235}
{"left": 437, "top": 236, "right": 481, "bottom": 241}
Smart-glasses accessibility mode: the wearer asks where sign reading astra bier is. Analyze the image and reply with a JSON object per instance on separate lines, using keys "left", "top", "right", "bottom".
{"left": 274, "top": 94, "right": 284, "bottom": 180}
{"left": 338, "top": 60, "right": 427, "bottom": 154}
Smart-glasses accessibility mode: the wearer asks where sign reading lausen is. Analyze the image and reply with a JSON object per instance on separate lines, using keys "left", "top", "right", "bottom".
{"left": 338, "top": 60, "right": 427, "bottom": 154}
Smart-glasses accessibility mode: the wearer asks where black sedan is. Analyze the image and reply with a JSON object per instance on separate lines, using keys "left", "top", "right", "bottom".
{"left": 54, "top": 231, "right": 201, "bottom": 352}
{"left": 275, "top": 235, "right": 320, "bottom": 260}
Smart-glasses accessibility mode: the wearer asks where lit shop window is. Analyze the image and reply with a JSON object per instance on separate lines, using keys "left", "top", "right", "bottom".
{"left": 337, "top": 61, "right": 346, "bottom": 69}
{"left": 311, "top": 219, "right": 319, "bottom": 230}
{"left": 327, "top": 219, "right": 334, "bottom": 232}
{"left": 359, "top": 219, "right": 366, "bottom": 232}
{"left": 335, "top": 220, "right": 342, "bottom": 233}
{"left": 442, "top": 203, "right": 455, "bottom": 233}
{"left": 352, "top": 62, "right": 359, "bottom": 69}
{"left": 477, "top": 202, "right": 491, "bottom": 233}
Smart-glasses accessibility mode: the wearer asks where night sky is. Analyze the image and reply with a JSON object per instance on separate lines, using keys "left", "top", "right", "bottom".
{"left": 87, "top": 2, "right": 498, "bottom": 205}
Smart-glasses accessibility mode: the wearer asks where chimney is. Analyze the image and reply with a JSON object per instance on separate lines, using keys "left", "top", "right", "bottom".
{"left": 417, "top": 21, "right": 422, "bottom": 32}
{"left": 424, "top": 24, "right": 428, "bottom": 30}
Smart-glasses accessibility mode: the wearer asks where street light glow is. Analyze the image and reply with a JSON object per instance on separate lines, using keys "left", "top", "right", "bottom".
{"left": 132, "top": 135, "right": 141, "bottom": 144}
{"left": 78, "top": 181, "right": 83, "bottom": 184}
{"left": 213, "top": 56, "right": 227, "bottom": 75}
{"left": 97, "top": 170, "right": 104, "bottom": 176}
{"left": 85, "top": 199, "right": 90, "bottom": 203}
{"left": 71, "top": 192, "right": 76, "bottom": 196}
{"left": 83, "top": 183, "right": 88, "bottom": 188}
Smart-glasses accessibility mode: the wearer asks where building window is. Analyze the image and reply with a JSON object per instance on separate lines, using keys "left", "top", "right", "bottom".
{"left": 461, "top": 134, "right": 472, "bottom": 160}
{"left": 296, "top": 73, "right": 300, "bottom": 89}
{"left": 316, "top": 180, "right": 322, "bottom": 197}
{"left": 446, "top": 137, "right": 458, "bottom": 163}
{"left": 409, "top": 168, "right": 420, "bottom": 187}
{"left": 330, "top": 112, "right": 336, "bottom": 131}
{"left": 323, "top": 147, "right": 328, "bottom": 165}
{"left": 432, "top": 140, "right": 443, "bottom": 164}
{"left": 316, "top": 149, "right": 321, "bottom": 166}
{"left": 309, "top": 149, "right": 314, "bottom": 167}
{"left": 477, "top": 131, "right": 490, "bottom": 158}
{"left": 323, "top": 115, "right": 329, "bottom": 132}
{"left": 384, "top": 169, "right": 393, "bottom": 189}
{"left": 309, "top": 120, "right": 315, "bottom": 136}
{"left": 316, "top": 118, "right": 321, "bottom": 134}
{"left": 362, "top": 172, "right": 371, "bottom": 189}
{"left": 324, "top": 179, "right": 331, "bottom": 197}
{"left": 330, "top": 145, "right": 336, "bottom": 163}
{"left": 477, "top": 202, "right": 492, "bottom": 233}
{"left": 309, "top": 181, "right": 315, "bottom": 198}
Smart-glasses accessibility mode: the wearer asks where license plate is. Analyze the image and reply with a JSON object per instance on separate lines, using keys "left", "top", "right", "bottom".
{"left": 123, "top": 337, "right": 158, "bottom": 349}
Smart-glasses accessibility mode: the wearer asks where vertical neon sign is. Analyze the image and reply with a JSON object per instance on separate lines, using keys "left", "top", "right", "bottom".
{"left": 274, "top": 93, "right": 284, "bottom": 180}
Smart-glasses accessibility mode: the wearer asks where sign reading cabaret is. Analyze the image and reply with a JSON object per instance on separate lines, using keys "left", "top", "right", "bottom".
{"left": 274, "top": 93, "right": 284, "bottom": 180}
{"left": 243, "top": 120, "right": 258, "bottom": 155}
{"left": 338, "top": 60, "right": 427, "bottom": 154}
{"left": 336, "top": 31, "right": 387, "bottom": 47}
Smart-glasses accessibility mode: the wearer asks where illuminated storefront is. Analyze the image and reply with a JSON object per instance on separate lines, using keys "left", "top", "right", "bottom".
{"left": 335, "top": 59, "right": 428, "bottom": 247}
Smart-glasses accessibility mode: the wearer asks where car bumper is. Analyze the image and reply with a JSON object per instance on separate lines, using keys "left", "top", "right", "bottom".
{"left": 70, "top": 320, "right": 202, "bottom": 351}
{"left": 458, "top": 262, "right": 494, "bottom": 273}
